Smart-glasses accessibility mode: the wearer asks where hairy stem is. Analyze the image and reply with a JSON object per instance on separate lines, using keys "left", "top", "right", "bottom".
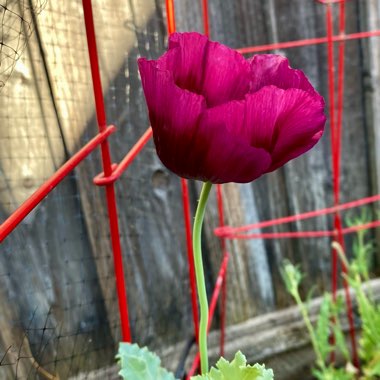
{"left": 293, "top": 290, "right": 326, "bottom": 372}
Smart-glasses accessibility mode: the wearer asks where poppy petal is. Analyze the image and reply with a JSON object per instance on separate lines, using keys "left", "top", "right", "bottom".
{"left": 159, "top": 32, "right": 251, "bottom": 107}
{"left": 203, "top": 86, "right": 325, "bottom": 174}
{"left": 138, "top": 57, "right": 207, "bottom": 178}
{"left": 268, "top": 89, "right": 326, "bottom": 171}
{"left": 249, "top": 54, "right": 317, "bottom": 95}
{"left": 242, "top": 86, "right": 325, "bottom": 171}
{"left": 195, "top": 106, "right": 272, "bottom": 183}
{"left": 157, "top": 32, "right": 208, "bottom": 96}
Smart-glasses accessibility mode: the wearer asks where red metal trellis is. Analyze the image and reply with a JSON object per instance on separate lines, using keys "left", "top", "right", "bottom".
{"left": 0, "top": 0, "right": 379, "bottom": 376}
{"left": 81, "top": 0, "right": 131, "bottom": 343}
{"left": 0, "top": 124, "right": 115, "bottom": 242}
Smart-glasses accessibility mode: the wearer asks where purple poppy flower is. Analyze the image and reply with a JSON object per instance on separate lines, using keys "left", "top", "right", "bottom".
{"left": 138, "top": 32, "right": 326, "bottom": 184}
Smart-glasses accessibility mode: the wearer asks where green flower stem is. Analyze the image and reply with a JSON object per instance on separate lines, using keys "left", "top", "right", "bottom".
{"left": 193, "top": 181, "right": 212, "bottom": 374}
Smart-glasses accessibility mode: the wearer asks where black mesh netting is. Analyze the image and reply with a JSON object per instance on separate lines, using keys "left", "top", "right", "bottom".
{"left": 1, "top": 1, "right": 380, "bottom": 379}
{"left": 0, "top": 0, "right": 46, "bottom": 90}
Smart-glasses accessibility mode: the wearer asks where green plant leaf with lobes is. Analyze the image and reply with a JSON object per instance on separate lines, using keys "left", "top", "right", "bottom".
{"left": 116, "top": 342, "right": 177, "bottom": 380}
{"left": 191, "top": 351, "right": 274, "bottom": 380}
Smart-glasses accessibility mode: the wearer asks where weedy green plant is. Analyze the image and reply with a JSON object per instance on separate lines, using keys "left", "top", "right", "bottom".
{"left": 281, "top": 261, "right": 352, "bottom": 380}
{"left": 117, "top": 343, "right": 274, "bottom": 380}
{"left": 281, "top": 211, "right": 380, "bottom": 380}
{"left": 336, "top": 209, "right": 380, "bottom": 379}
{"left": 333, "top": 241, "right": 380, "bottom": 380}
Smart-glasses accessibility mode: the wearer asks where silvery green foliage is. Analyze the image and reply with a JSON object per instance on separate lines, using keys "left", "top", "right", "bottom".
{"left": 116, "top": 343, "right": 177, "bottom": 380}
{"left": 117, "top": 344, "right": 274, "bottom": 380}
{"left": 191, "top": 351, "right": 274, "bottom": 380}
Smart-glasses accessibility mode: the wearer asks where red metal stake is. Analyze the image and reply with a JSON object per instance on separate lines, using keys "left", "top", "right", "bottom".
{"left": 325, "top": 0, "right": 358, "bottom": 367}
{"left": 165, "top": 0, "right": 176, "bottom": 35}
{"left": 335, "top": 0, "right": 359, "bottom": 368}
{"left": 82, "top": 0, "right": 131, "bottom": 342}
{"left": 201, "top": 0, "right": 210, "bottom": 37}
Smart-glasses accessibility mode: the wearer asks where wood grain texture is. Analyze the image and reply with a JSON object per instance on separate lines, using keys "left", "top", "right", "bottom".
{"left": 358, "top": 0, "right": 380, "bottom": 268}
{"left": 0, "top": 0, "right": 379, "bottom": 378}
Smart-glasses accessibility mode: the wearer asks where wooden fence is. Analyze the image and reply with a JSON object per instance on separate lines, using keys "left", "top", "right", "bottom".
{"left": 0, "top": 0, "right": 379, "bottom": 378}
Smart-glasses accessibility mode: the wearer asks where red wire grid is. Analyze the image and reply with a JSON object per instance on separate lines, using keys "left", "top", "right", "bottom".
{"left": 0, "top": 0, "right": 380, "bottom": 377}
{"left": 82, "top": 0, "right": 132, "bottom": 344}
{"left": 215, "top": 194, "right": 380, "bottom": 238}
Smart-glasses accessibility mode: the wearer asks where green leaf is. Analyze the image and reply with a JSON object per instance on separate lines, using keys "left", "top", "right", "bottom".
{"left": 116, "top": 342, "right": 177, "bottom": 380}
{"left": 313, "top": 365, "right": 355, "bottom": 380}
{"left": 363, "top": 352, "right": 380, "bottom": 377}
{"left": 330, "top": 296, "right": 350, "bottom": 362}
{"left": 315, "top": 294, "right": 332, "bottom": 362}
{"left": 191, "top": 351, "right": 274, "bottom": 380}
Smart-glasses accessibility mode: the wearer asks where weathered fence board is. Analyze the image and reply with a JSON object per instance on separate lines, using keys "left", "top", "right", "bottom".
{"left": 0, "top": 0, "right": 379, "bottom": 378}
